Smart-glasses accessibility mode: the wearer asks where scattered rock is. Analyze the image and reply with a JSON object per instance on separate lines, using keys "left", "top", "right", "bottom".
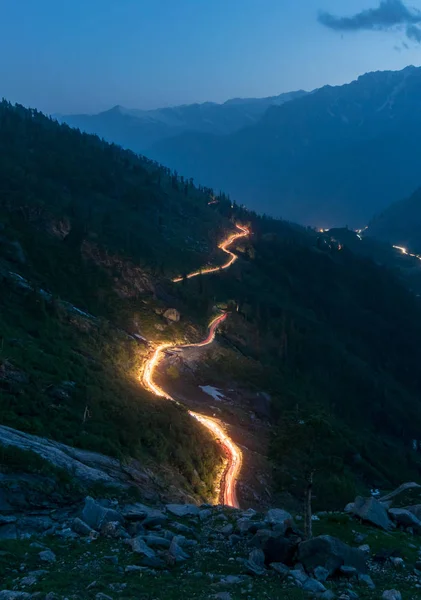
{"left": 298, "top": 535, "right": 367, "bottom": 577}
{"left": 129, "top": 536, "right": 156, "bottom": 558}
{"left": 290, "top": 568, "right": 308, "bottom": 585}
{"left": 388, "top": 508, "right": 421, "bottom": 532}
{"left": 82, "top": 497, "right": 124, "bottom": 530}
{"left": 163, "top": 308, "right": 181, "bottom": 322}
{"left": 220, "top": 524, "right": 234, "bottom": 536}
{"left": 169, "top": 537, "right": 190, "bottom": 562}
{"left": 71, "top": 517, "right": 94, "bottom": 536}
{"left": 302, "top": 578, "right": 326, "bottom": 594}
{"left": 125, "top": 565, "right": 143, "bottom": 573}
{"left": 320, "top": 591, "right": 336, "bottom": 600}
{"left": 142, "top": 535, "right": 171, "bottom": 549}
{"left": 351, "top": 496, "right": 392, "bottom": 531}
{"left": 166, "top": 503, "right": 199, "bottom": 517}
{"left": 38, "top": 550, "right": 56, "bottom": 563}
{"left": 199, "top": 509, "right": 212, "bottom": 521}
{"left": 358, "top": 573, "right": 376, "bottom": 589}
{"left": 339, "top": 565, "right": 358, "bottom": 578}
{"left": 382, "top": 591, "right": 402, "bottom": 600}
{"left": 262, "top": 534, "right": 297, "bottom": 566}
{"left": 265, "top": 508, "right": 294, "bottom": 530}
{"left": 269, "top": 562, "right": 289, "bottom": 579}
{"left": 100, "top": 521, "right": 129, "bottom": 539}
{"left": 245, "top": 549, "right": 265, "bottom": 576}
{"left": 0, "top": 593, "right": 31, "bottom": 599}
{"left": 390, "top": 556, "right": 405, "bottom": 569}
{"left": 314, "top": 566, "right": 330, "bottom": 582}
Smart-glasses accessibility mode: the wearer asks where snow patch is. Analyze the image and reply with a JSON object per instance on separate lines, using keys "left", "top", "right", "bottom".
{"left": 199, "top": 385, "right": 226, "bottom": 401}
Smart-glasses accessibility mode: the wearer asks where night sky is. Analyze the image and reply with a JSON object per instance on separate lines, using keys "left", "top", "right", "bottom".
{"left": 1, "top": 0, "right": 421, "bottom": 114}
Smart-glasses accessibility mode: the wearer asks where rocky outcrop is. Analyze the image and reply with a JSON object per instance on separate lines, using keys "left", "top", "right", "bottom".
{"left": 350, "top": 496, "right": 393, "bottom": 530}
{"left": 0, "top": 424, "right": 156, "bottom": 491}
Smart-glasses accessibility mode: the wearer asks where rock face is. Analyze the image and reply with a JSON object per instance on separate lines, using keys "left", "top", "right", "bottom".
{"left": 163, "top": 308, "right": 180, "bottom": 322}
{"left": 351, "top": 496, "right": 392, "bottom": 530}
{"left": 297, "top": 535, "right": 367, "bottom": 576}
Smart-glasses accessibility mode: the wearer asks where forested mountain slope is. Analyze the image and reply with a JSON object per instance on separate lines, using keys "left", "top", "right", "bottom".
{"left": 2, "top": 100, "right": 421, "bottom": 508}
{"left": 367, "top": 187, "right": 421, "bottom": 253}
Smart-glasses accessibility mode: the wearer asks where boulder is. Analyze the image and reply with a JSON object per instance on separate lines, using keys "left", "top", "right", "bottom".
{"left": 142, "top": 535, "right": 171, "bottom": 549}
{"left": 339, "top": 565, "right": 358, "bottom": 578}
{"left": 265, "top": 508, "right": 294, "bottom": 530}
{"left": 142, "top": 513, "right": 168, "bottom": 528}
{"left": 314, "top": 566, "right": 329, "bottom": 582}
{"left": 351, "top": 496, "right": 393, "bottom": 530}
{"left": 297, "top": 535, "right": 367, "bottom": 577}
{"left": 245, "top": 548, "right": 266, "bottom": 576}
{"left": 405, "top": 504, "right": 421, "bottom": 520}
{"left": 380, "top": 482, "right": 421, "bottom": 504}
{"left": 120, "top": 503, "right": 159, "bottom": 520}
{"left": 269, "top": 562, "right": 289, "bottom": 579}
{"left": 100, "top": 521, "right": 129, "bottom": 539}
{"left": 382, "top": 591, "right": 402, "bottom": 600}
{"left": 302, "top": 578, "right": 326, "bottom": 594}
{"left": 290, "top": 568, "right": 308, "bottom": 585}
{"left": 358, "top": 573, "right": 376, "bottom": 589}
{"left": 166, "top": 503, "right": 199, "bottom": 517}
{"left": 236, "top": 518, "right": 254, "bottom": 534}
{"left": 82, "top": 497, "right": 124, "bottom": 530}
{"left": 219, "top": 524, "right": 234, "bottom": 536}
{"left": 389, "top": 508, "right": 421, "bottom": 531}
{"left": 38, "top": 550, "right": 56, "bottom": 563}
{"left": 262, "top": 535, "right": 297, "bottom": 566}
{"left": 169, "top": 537, "right": 190, "bottom": 562}
{"left": 129, "top": 536, "right": 156, "bottom": 558}
{"left": 163, "top": 309, "right": 180, "bottom": 322}
{"left": 0, "top": 593, "right": 31, "bottom": 600}
{"left": 72, "top": 517, "right": 94, "bottom": 536}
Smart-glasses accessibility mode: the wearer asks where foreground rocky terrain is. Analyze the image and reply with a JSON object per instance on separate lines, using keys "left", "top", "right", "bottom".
{"left": 2, "top": 480, "right": 421, "bottom": 599}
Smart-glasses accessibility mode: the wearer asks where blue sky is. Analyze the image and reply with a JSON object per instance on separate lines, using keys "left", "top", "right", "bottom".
{"left": 1, "top": 0, "right": 421, "bottom": 114}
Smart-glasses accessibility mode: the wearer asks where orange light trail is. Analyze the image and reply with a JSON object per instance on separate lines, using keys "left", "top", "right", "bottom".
{"left": 172, "top": 224, "right": 250, "bottom": 283}
{"left": 140, "top": 312, "right": 241, "bottom": 508}
{"left": 140, "top": 224, "right": 250, "bottom": 508}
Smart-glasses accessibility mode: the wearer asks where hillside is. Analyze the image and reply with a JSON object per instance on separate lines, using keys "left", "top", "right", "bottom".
{"left": 2, "top": 100, "right": 421, "bottom": 514}
{"left": 58, "top": 90, "right": 307, "bottom": 154}
{"left": 367, "top": 187, "right": 421, "bottom": 254}
{"left": 148, "top": 65, "right": 421, "bottom": 227}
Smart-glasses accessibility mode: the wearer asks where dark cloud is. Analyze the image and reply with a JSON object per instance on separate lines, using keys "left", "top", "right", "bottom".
{"left": 318, "top": 0, "right": 421, "bottom": 42}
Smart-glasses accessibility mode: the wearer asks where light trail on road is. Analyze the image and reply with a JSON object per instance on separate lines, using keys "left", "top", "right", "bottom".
{"left": 172, "top": 224, "right": 249, "bottom": 282}
{"left": 140, "top": 312, "right": 241, "bottom": 508}
{"left": 140, "top": 224, "right": 250, "bottom": 508}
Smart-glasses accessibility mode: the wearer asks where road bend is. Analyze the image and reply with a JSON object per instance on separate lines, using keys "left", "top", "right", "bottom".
{"left": 172, "top": 224, "right": 249, "bottom": 283}
{"left": 140, "top": 224, "right": 250, "bottom": 508}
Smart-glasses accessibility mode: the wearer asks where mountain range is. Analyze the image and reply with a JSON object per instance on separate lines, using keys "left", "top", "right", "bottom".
{"left": 58, "top": 90, "right": 307, "bottom": 153}
{"left": 61, "top": 65, "right": 421, "bottom": 228}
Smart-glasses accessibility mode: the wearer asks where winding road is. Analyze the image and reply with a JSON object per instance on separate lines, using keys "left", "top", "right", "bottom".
{"left": 140, "top": 224, "right": 250, "bottom": 508}
{"left": 172, "top": 224, "right": 249, "bottom": 283}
